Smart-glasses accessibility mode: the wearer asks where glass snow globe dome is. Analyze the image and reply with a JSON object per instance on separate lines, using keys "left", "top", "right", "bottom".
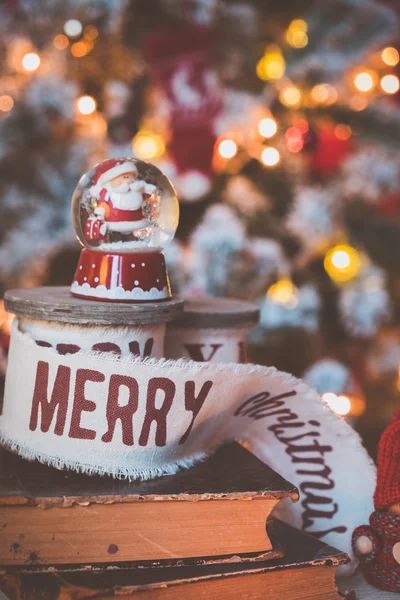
{"left": 71, "top": 157, "right": 179, "bottom": 253}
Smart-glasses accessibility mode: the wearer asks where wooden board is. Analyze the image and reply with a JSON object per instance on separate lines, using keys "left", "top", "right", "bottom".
{"left": 4, "top": 287, "right": 184, "bottom": 326}
{"left": 168, "top": 296, "right": 259, "bottom": 329}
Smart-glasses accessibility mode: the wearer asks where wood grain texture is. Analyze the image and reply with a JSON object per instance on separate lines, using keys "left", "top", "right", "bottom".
{"left": 4, "top": 287, "right": 184, "bottom": 325}
{"left": 0, "top": 443, "right": 299, "bottom": 507}
{"left": 167, "top": 296, "right": 259, "bottom": 329}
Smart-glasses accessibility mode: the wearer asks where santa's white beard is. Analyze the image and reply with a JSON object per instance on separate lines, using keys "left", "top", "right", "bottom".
{"left": 106, "top": 182, "right": 144, "bottom": 210}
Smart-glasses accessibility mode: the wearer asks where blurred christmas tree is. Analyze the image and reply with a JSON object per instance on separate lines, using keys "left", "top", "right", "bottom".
{"left": 0, "top": 0, "right": 399, "bottom": 449}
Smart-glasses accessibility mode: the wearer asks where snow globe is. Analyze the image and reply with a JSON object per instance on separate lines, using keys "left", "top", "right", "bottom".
{"left": 71, "top": 157, "right": 179, "bottom": 302}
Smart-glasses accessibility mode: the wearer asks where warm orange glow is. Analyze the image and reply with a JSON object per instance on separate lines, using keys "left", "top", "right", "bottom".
{"left": 349, "top": 96, "right": 368, "bottom": 111}
{"left": 334, "top": 124, "right": 352, "bottom": 140}
{"left": 324, "top": 244, "right": 361, "bottom": 283}
{"left": 267, "top": 278, "right": 298, "bottom": 308}
{"left": 0, "top": 95, "right": 14, "bottom": 112}
{"left": 84, "top": 25, "right": 98, "bottom": 40}
{"left": 53, "top": 34, "right": 69, "bottom": 50}
{"left": 296, "top": 119, "right": 309, "bottom": 133}
{"left": 311, "top": 83, "right": 338, "bottom": 104}
{"left": 382, "top": 47, "right": 399, "bottom": 66}
{"left": 285, "top": 19, "right": 308, "bottom": 49}
{"left": 133, "top": 131, "right": 166, "bottom": 160}
{"left": 280, "top": 86, "right": 301, "bottom": 106}
{"left": 71, "top": 41, "right": 88, "bottom": 58}
{"left": 256, "top": 45, "right": 285, "bottom": 81}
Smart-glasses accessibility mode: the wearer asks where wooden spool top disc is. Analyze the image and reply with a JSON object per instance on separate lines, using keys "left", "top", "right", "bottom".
{"left": 168, "top": 296, "right": 259, "bottom": 329}
{"left": 4, "top": 287, "right": 184, "bottom": 326}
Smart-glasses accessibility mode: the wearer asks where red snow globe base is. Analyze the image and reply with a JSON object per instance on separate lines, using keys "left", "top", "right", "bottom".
{"left": 71, "top": 249, "right": 171, "bottom": 302}
{"left": 70, "top": 157, "right": 179, "bottom": 303}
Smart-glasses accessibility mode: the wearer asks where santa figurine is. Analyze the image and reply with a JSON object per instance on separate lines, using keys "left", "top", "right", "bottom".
{"left": 352, "top": 411, "right": 400, "bottom": 592}
{"left": 71, "top": 157, "right": 179, "bottom": 302}
{"left": 85, "top": 158, "right": 157, "bottom": 242}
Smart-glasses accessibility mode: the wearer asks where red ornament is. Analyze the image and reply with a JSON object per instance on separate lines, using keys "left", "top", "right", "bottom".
{"left": 309, "top": 127, "right": 353, "bottom": 177}
{"left": 71, "top": 158, "right": 179, "bottom": 303}
{"left": 352, "top": 411, "right": 400, "bottom": 592}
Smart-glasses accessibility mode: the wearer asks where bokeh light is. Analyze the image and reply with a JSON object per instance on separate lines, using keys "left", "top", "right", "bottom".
{"left": 77, "top": 95, "right": 97, "bottom": 115}
{"left": 83, "top": 25, "right": 98, "bottom": 40}
{"left": 0, "top": 95, "right": 14, "bottom": 112}
{"left": 71, "top": 41, "right": 89, "bottom": 57}
{"left": 334, "top": 124, "right": 352, "bottom": 140}
{"left": 261, "top": 147, "right": 280, "bottom": 166}
{"left": 133, "top": 131, "right": 166, "bottom": 160}
{"left": 285, "top": 127, "right": 304, "bottom": 153}
{"left": 322, "top": 392, "right": 351, "bottom": 416}
{"left": 382, "top": 47, "right": 399, "bottom": 66}
{"left": 349, "top": 96, "right": 368, "bottom": 111}
{"left": 53, "top": 34, "right": 69, "bottom": 50}
{"left": 354, "top": 72, "right": 374, "bottom": 92}
{"left": 324, "top": 244, "right": 361, "bottom": 283}
{"left": 22, "top": 52, "right": 40, "bottom": 71}
{"left": 256, "top": 45, "right": 285, "bottom": 81}
{"left": 217, "top": 139, "right": 238, "bottom": 159}
{"left": 381, "top": 74, "right": 400, "bottom": 94}
{"left": 258, "top": 117, "right": 277, "bottom": 138}
{"left": 280, "top": 86, "right": 301, "bottom": 106}
{"left": 285, "top": 19, "right": 308, "bottom": 49}
{"left": 311, "top": 83, "right": 338, "bottom": 104}
{"left": 267, "top": 278, "right": 298, "bottom": 308}
{"left": 64, "top": 19, "right": 83, "bottom": 38}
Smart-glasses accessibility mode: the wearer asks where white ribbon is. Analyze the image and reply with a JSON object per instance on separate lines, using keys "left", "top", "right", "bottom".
{"left": 0, "top": 321, "right": 376, "bottom": 570}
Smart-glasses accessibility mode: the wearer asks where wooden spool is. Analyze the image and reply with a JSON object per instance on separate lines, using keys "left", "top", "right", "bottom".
{"left": 165, "top": 297, "right": 259, "bottom": 364}
{"left": 4, "top": 287, "right": 184, "bottom": 326}
{"left": 167, "top": 296, "right": 259, "bottom": 330}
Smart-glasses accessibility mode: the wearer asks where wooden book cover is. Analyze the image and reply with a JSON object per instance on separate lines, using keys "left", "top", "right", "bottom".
{"left": 0, "top": 442, "right": 298, "bottom": 566}
{"left": 0, "top": 520, "right": 349, "bottom": 600}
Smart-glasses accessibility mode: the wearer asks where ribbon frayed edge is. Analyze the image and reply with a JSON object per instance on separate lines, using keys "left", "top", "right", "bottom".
{"left": 0, "top": 432, "right": 207, "bottom": 481}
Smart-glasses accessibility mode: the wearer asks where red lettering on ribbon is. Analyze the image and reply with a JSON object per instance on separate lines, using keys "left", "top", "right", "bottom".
{"left": 129, "top": 338, "right": 154, "bottom": 357}
{"left": 29, "top": 361, "right": 70, "bottom": 436}
{"left": 139, "top": 378, "right": 175, "bottom": 447}
{"left": 68, "top": 369, "right": 104, "bottom": 440}
{"left": 92, "top": 343, "right": 121, "bottom": 355}
{"left": 102, "top": 375, "right": 139, "bottom": 446}
{"left": 179, "top": 380, "right": 213, "bottom": 444}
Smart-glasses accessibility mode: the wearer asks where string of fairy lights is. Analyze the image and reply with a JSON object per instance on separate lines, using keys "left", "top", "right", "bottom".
{"left": 0, "top": 15, "right": 397, "bottom": 419}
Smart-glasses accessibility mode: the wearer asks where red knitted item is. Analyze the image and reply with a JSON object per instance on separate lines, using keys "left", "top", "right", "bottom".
{"left": 374, "top": 411, "right": 400, "bottom": 510}
{"left": 353, "top": 510, "right": 400, "bottom": 592}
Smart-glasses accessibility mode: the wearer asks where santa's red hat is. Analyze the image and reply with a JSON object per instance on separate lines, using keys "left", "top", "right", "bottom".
{"left": 374, "top": 410, "right": 400, "bottom": 510}
{"left": 90, "top": 158, "right": 138, "bottom": 197}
